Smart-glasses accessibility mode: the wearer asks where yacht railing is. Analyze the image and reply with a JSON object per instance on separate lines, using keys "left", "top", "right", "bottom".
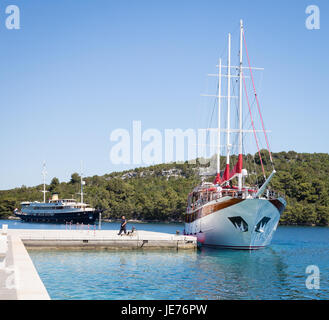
{"left": 186, "top": 187, "right": 285, "bottom": 214}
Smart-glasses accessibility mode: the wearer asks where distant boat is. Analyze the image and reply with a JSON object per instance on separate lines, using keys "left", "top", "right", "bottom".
{"left": 14, "top": 163, "right": 101, "bottom": 224}
{"left": 184, "top": 20, "right": 286, "bottom": 249}
{"left": 14, "top": 194, "right": 100, "bottom": 224}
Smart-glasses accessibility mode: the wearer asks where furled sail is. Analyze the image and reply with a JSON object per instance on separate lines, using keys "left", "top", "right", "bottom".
{"left": 221, "top": 154, "right": 243, "bottom": 185}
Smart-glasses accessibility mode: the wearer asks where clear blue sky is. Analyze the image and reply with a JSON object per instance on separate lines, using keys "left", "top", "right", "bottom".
{"left": 0, "top": 0, "right": 328, "bottom": 190}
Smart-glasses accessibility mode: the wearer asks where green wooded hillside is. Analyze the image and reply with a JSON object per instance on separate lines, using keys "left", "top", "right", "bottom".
{"left": 0, "top": 151, "right": 328, "bottom": 225}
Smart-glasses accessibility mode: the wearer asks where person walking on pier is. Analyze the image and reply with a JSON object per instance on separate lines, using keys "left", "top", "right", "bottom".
{"left": 118, "top": 216, "right": 127, "bottom": 235}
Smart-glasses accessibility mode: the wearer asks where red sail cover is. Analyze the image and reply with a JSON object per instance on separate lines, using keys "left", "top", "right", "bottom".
{"left": 214, "top": 173, "right": 221, "bottom": 184}
{"left": 223, "top": 163, "right": 230, "bottom": 181}
{"left": 221, "top": 154, "right": 243, "bottom": 184}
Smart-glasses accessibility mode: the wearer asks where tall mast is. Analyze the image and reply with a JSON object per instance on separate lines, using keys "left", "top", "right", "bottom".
{"left": 224, "top": 33, "right": 231, "bottom": 182}
{"left": 238, "top": 20, "right": 244, "bottom": 191}
{"left": 41, "top": 161, "right": 48, "bottom": 203}
{"left": 217, "top": 58, "right": 222, "bottom": 175}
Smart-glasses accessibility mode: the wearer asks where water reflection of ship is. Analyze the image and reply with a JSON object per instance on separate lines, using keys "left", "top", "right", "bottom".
{"left": 190, "top": 247, "right": 288, "bottom": 299}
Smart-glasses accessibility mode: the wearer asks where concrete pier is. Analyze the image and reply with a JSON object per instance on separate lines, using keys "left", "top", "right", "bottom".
{"left": 0, "top": 230, "right": 50, "bottom": 300}
{"left": 7, "top": 229, "right": 197, "bottom": 250}
{"left": 1, "top": 226, "right": 196, "bottom": 300}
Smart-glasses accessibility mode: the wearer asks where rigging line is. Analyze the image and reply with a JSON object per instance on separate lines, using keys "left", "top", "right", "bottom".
{"left": 257, "top": 130, "right": 270, "bottom": 173}
{"left": 247, "top": 68, "right": 263, "bottom": 109}
{"left": 221, "top": 85, "right": 244, "bottom": 158}
{"left": 242, "top": 30, "right": 274, "bottom": 168}
{"left": 242, "top": 71, "right": 266, "bottom": 179}
{"left": 241, "top": 138, "right": 252, "bottom": 185}
{"left": 258, "top": 134, "right": 270, "bottom": 173}
{"left": 217, "top": 23, "right": 240, "bottom": 62}
{"left": 231, "top": 78, "right": 239, "bottom": 156}
{"left": 196, "top": 76, "right": 209, "bottom": 135}
{"left": 216, "top": 25, "right": 239, "bottom": 74}
{"left": 253, "top": 153, "right": 259, "bottom": 187}
{"left": 243, "top": 138, "right": 258, "bottom": 187}
{"left": 198, "top": 23, "right": 240, "bottom": 166}
{"left": 201, "top": 74, "right": 217, "bottom": 159}
{"left": 204, "top": 84, "right": 218, "bottom": 159}
{"left": 243, "top": 135, "right": 258, "bottom": 187}
{"left": 242, "top": 121, "right": 253, "bottom": 157}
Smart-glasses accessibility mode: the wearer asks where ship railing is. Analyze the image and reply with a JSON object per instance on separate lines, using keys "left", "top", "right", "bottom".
{"left": 265, "top": 189, "right": 285, "bottom": 200}
{"left": 187, "top": 190, "right": 228, "bottom": 213}
{"left": 186, "top": 188, "right": 286, "bottom": 212}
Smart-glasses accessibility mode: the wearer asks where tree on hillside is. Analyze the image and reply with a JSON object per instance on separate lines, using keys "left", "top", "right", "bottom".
{"left": 49, "top": 177, "right": 60, "bottom": 192}
{"left": 70, "top": 173, "right": 80, "bottom": 184}
{"left": 0, "top": 152, "right": 328, "bottom": 225}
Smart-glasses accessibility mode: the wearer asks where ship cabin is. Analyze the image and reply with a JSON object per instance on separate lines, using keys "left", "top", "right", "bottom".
{"left": 20, "top": 193, "right": 92, "bottom": 211}
{"left": 20, "top": 201, "right": 32, "bottom": 208}
{"left": 45, "top": 193, "right": 91, "bottom": 208}
{"left": 186, "top": 182, "right": 259, "bottom": 214}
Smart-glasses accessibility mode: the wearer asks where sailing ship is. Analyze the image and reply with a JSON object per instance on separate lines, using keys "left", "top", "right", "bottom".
{"left": 14, "top": 163, "right": 100, "bottom": 223}
{"left": 184, "top": 20, "right": 286, "bottom": 249}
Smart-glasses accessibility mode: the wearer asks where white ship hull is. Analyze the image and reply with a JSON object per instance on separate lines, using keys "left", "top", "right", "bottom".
{"left": 185, "top": 196, "right": 286, "bottom": 249}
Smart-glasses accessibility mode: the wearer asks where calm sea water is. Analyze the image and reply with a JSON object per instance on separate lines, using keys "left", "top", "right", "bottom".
{"left": 1, "top": 220, "right": 328, "bottom": 300}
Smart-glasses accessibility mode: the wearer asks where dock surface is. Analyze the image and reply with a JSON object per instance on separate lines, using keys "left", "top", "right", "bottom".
{"left": 0, "top": 233, "right": 50, "bottom": 300}
{"left": 1, "top": 227, "right": 196, "bottom": 300}
{"left": 7, "top": 229, "right": 197, "bottom": 250}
